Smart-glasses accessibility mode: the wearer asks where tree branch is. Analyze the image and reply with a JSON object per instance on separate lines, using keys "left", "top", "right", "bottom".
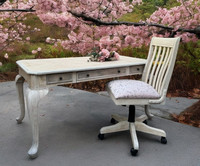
{"left": 1, "top": 7, "right": 199, "bottom": 38}
{"left": 69, "top": 11, "right": 200, "bottom": 38}
{"left": 0, "top": 8, "right": 35, "bottom": 12}
{"left": 0, "top": 0, "right": 6, "bottom": 6}
{"left": 68, "top": 10, "right": 145, "bottom": 26}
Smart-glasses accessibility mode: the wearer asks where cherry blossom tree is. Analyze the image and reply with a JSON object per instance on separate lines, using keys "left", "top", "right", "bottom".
{"left": 0, "top": 0, "right": 35, "bottom": 51}
{"left": 1, "top": 0, "right": 200, "bottom": 55}
{"left": 33, "top": 0, "right": 200, "bottom": 54}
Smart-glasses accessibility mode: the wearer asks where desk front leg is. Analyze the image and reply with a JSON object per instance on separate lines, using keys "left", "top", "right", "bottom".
{"left": 25, "top": 87, "right": 49, "bottom": 159}
{"left": 15, "top": 75, "right": 25, "bottom": 124}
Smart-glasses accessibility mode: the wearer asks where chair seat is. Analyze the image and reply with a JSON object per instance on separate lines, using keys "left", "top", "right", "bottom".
{"left": 107, "top": 80, "right": 161, "bottom": 99}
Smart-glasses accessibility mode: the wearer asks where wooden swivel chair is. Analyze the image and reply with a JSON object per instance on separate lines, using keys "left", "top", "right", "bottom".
{"left": 98, "top": 37, "right": 181, "bottom": 156}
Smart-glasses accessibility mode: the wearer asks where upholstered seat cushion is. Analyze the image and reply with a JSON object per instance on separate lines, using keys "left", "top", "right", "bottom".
{"left": 107, "top": 80, "right": 161, "bottom": 99}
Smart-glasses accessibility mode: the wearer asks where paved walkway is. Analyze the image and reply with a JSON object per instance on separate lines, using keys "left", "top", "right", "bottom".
{"left": 0, "top": 81, "right": 200, "bottom": 166}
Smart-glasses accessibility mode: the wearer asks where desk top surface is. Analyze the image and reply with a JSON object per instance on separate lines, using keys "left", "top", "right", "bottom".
{"left": 16, "top": 56, "right": 146, "bottom": 75}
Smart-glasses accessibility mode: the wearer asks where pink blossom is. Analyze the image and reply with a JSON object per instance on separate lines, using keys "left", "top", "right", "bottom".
{"left": 26, "top": 37, "right": 30, "bottom": 41}
{"left": 32, "top": 50, "right": 38, "bottom": 54}
{"left": 100, "top": 49, "right": 110, "bottom": 58}
{"left": 0, "top": 0, "right": 199, "bottom": 54}
{"left": 125, "top": 35, "right": 134, "bottom": 44}
{"left": 37, "top": 47, "right": 42, "bottom": 51}
{"left": 113, "top": 51, "right": 120, "bottom": 60}
{"left": 46, "top": 37, "right": 51, "bottom": 43}
{"left": 4, "top": 53, "right": 9, "bottom": 59}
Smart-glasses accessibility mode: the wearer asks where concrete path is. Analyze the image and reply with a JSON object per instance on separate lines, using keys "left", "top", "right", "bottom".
{"left": 0, "top": 82, "right": 200, "bottom": 166}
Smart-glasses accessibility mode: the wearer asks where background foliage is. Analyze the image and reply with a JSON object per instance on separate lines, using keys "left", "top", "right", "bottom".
{"left": 0, "top": 0, "right": 199, "bottom": 92}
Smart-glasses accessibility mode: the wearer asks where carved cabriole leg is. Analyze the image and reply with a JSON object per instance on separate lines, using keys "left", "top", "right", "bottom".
{"left": 145, "top": 105, "right": 154, "bottom": 119}
{"left": 15, "top": 75, "right": 25, "bottom": 124}
{"left": 25, "top": 87, "right": 49, "bottom": 159}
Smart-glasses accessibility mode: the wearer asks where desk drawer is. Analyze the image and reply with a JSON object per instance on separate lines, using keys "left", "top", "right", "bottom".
{"left": 77, "top": 67, "right": 127, "bottom": 81}
{"left": 130, "top": 66, "right": 144, "bottom": 74}
{"left": 46, "top": 73, "right": 72, "bottom": 84}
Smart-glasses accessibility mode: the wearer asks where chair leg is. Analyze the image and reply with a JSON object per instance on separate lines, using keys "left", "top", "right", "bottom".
{"left": 130, "top": 123, "right": 139, "bottom": 150}
{"left": 135, "top": 115, "right": 148, "bottom": 122}
{"left": 135, "top": 121, "right": 166, "bottom": 137}
{"left": 100, "top": 121, "right": 129, "bottom": 134}
{"left": 111, "top": 114, "right": 127, "bottom": 122}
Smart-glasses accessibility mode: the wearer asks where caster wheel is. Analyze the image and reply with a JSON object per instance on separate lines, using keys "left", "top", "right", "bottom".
{"left": 130, "top": 148, "right": 138, "bottom": 156}
{"left": 110, "top": 118, "right": 116, "bottom": 124}
{"left": 143, "top": 120, "right": 147, "bottom": 124}
{"left": 98, "top": 133, "right": 104, "bottom": 140}
{"left": 161, "top": 137, "right": 167, "bottom": 144}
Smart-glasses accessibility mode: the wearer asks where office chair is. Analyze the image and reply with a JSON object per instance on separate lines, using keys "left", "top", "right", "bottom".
{"left": 98, "top": 37, "right": 180, "bottom": 156}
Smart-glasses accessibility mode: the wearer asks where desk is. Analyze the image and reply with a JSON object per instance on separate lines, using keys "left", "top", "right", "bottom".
{"left": 15, "top": 56, "right": 146, "bottom": 158}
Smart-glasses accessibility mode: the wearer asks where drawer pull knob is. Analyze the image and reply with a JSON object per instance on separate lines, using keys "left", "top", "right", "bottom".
{"left": 86, "top": 74, "right": 90, "bottom": 77}
{"left": 118, "top": 70, "right": 121, "bottom": 73}
{"left": 137, "top": 68, "right": 140, "bottom": 71}
{"left": 59, "top": 77, "right": 63, "bottom": 81}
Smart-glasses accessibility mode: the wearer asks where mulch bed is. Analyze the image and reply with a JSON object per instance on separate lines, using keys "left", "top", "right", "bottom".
{"left": 0, "top": 72, "right": 17, "bottom": 82}
{"left": 171, "top": 100, "right": 200, "bottom": 128}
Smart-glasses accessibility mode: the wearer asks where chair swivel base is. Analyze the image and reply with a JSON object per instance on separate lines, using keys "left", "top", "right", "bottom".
{"left": 98, "top": 114, "right": 167, "bottom": 156}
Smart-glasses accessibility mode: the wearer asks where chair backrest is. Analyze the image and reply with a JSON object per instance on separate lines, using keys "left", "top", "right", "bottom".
{"left": 141, "top": 37, "right": 180, "bottom": 96}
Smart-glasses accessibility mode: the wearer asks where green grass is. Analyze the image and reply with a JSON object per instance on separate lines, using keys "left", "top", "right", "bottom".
{"left": 23, "top": 14, "right": 69, "bottom": 43}
{"left": 118, "top": 12, "right": 142, "bottom": 22}
{"left": 119, "top": 46, "right": 148, "bottom": 59}
{"left": 0, "top": 63, "right": 17, "bottom": 72}
{"left": 13, "top": 54, "right": 36, "bottom": 61}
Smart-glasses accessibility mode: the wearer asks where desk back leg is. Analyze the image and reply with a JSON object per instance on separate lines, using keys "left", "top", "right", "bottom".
{"left": 25, "top": 87, "right": 49, "bottom": 159}
{"left": 15, "top": 75, "right": 25, "bottom": 124}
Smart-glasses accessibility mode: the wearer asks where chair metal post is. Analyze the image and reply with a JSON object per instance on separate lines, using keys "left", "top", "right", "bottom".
{"left": 128, "top": 105, "right": 136, "bottom": 123}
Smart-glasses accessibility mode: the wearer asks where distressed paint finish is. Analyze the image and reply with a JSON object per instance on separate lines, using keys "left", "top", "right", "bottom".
{"left": 15, "top": 55, "right": 146, "bottom": 158}
{"left": 101, "top": 37, "right": 180, "bottom": 154}
{"left": 15, "top": 75, "right": 25, "bottom": 124}
{"left": 25, "top": 88, "right": 49, "bottom": 159}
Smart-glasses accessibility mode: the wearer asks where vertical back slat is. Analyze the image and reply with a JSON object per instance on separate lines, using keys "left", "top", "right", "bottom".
{"left": 144, "top": 46, "right": 158, "bottom": 83}
{"left": 152, "top": 47, "right": 166, "bottom": 90}
{"left": 155, "top": 47, "right": 169, "bottom": 91}
{"left": 157, "top": 48, "right": 172, "bottom": 94}
{"left": 148, "top": 46, "right": 162, "bottom": 86}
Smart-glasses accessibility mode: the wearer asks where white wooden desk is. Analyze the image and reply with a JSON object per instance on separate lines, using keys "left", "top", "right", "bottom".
{"left": 15, "top": 56, "right": 146, "bottom": 158}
